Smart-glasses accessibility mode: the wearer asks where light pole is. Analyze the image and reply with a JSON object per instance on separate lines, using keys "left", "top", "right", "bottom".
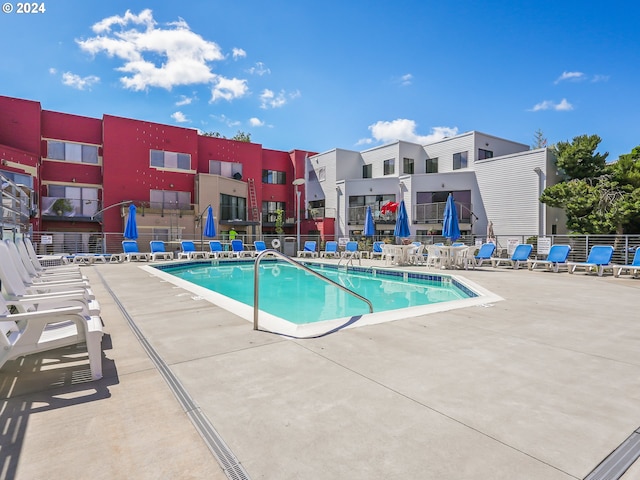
{"left": 292, "top": 178, "right": 305, "bottom": 250}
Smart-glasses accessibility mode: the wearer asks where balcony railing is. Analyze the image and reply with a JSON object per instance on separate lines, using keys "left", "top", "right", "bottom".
{"left": 413, "top": 201, "right": 472, "bottom": 224}
{"left": 41, "top": 197, "right": 100, "bottom": 220}
{"left": 348, "top": 205, "right": 396, "bottom": 225}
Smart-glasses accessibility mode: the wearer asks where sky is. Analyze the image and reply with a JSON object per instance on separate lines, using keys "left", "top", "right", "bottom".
{"left": 1, "top": 0, "right": 639, "bottom": 160}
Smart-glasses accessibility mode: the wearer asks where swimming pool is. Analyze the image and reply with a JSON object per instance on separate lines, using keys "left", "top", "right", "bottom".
{"left": 146, "top": 259, "right": 502, "bottom": 336}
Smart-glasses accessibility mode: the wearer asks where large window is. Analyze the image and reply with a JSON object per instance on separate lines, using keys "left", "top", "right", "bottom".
{"left": 262, "top": 201, "right": 286, "bottom": 223}
{"left": 262, "top": 169, "right": 286, "bottom": 184}
{"left": 453, "top": 151, "right": 468, "bottom": 170}
{"left": 403, "top": 158, "right": 414, "bottom": 174}
{"left": 426, "top": 157, "right": 438, "bottom": 173}
{"left": 47, "top": 141, "right": 98, "bottom": 164}
{"left": 150, "top": 189, "right": 191, "bottom": 209}
{"left": 220, "top": 194, "right": 246, "bottom": 221}
{"left": 362, "top": 164, "right": 372, "bottom": 179}
{"left": 478, "top": 148, "right": 493, "bottom": 160}
{"left": 210, "top": 160, "right": 243, "bottom": 179}
{"left": 383, "top": 159, "right": 395, "bottom": 175}
{"left": 46, "top": 185, "right": 98, "bottom": 217}
{"left": 150, "top": 150, "right": 191, "bottom": 171}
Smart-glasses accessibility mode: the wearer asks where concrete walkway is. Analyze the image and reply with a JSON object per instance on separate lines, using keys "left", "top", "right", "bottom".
{"left": 2, "top": 259, "right": 640, "bottom": 479}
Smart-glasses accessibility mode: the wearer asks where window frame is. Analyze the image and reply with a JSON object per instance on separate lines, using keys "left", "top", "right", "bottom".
{"left": 150, "top": 149, "right": 192, "bottom": 171}
{"left": 383, "top": 159, "right": 395, "bottom": 175}
{"left": 426, "top": 157, "right": 438, "bottom": 174}
{"left": 453, "top": 151, "right": 468, "bottom": 170}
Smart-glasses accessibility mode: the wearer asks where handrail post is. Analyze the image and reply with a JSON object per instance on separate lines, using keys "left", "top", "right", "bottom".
{"left": 253, "top": 249, "right": 373, "bottom": 331}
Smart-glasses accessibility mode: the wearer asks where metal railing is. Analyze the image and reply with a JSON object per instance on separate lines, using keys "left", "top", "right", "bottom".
{"left": 253, "top": 249, "right": 373, "bottom": 331}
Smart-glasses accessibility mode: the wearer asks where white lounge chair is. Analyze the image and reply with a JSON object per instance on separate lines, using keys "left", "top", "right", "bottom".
{"left": 613, "top": 247, "right": 640, "bottom": 278}
{"left": 230, "top": 240, "right": 254, "bottom": 258}
{"left": 470, "top": 243, "right": 496, "bottom": 269}
{"left": 0, "top": 299, "right": 103, "bottom": 380}
{"left": 209, "top": 241, "right": 231, "bottom": 259}
{"left": 150, "top": 241, "right": 174, "bottom": 261}
{"left": 122, "top": 240, "right": 151, "bottom": 262}
{"left": 527, "top": 245, "right": 571, "bottom": 272}
{"left": 320, "top": 241, "right": 339, "bottom": 258}
{"left": 0, "top": 243, "right": 100, "bottom": 315}
{"left": 297, "top": 241, "right": 318, "bottom": 258}
{"left": 492, "top": 244, "right": 533, "bottom": 270}
{"left": 567, "top": 245, "right": 614, "bottom": 276}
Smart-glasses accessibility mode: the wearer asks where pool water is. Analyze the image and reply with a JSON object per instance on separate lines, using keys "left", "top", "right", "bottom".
{"left": 160, "top": 261, "right": 474, "bottom": 325}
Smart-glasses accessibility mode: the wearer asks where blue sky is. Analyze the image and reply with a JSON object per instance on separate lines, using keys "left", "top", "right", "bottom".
{"left": 1, "top": 0, "right": 639, "bottom": 159}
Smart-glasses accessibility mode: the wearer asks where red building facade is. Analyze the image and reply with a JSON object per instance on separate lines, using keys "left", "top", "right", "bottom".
{"left": 0, "top": 94, "right": 328, "bottom": 247}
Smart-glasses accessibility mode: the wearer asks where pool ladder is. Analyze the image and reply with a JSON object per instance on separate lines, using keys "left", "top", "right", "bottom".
{"left": 253, "top": 250, "right": 373, "bottom": 331}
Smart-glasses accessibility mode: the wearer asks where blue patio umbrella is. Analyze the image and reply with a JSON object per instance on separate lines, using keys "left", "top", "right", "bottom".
{"left": 363, "top": 206, "right": 375, "bottom": 237}
{"left": 203, "top": 205, "right": 216, "bottom": 238}
{"left": 123, "top": 203, "right": 138, "bottom": 240}
{"left": 442, "top": 193, "right": 461, "bottom": 242}
{"left": 393, "top": 200, "right": 411, "bottom": 239}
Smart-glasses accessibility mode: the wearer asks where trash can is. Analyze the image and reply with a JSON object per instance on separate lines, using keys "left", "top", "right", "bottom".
{"left": 284, "top": 237, "right": 296, "bottom": 256}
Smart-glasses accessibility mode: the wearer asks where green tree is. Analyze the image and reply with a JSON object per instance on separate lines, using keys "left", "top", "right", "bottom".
{"left": 541, "top": 141, "right": 640, "bottom": 234}
{"left": 531, "top": 129, "right": 548, "bottom": 149}
{"left": 275, "top": 209, "right": 284, "bottom": 235}
{"left": 552, "top": 134, "right": 608, "bottom": 179}
{"left": 232, "top": 131, "right": 251, "bottom": 142}
{"left": 201, "top": 131, "right": 224, "bottom": 138}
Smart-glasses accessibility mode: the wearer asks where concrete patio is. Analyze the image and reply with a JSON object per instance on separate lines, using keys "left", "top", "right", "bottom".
{"left": 2, "top": 259, "right": 640, "bottom": 479}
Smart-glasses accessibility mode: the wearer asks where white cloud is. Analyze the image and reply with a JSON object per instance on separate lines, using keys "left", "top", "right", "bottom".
{"left": 77, "top": 9, "right": 227, "bottom": 91}
{"left": 61, "top": 72, "right": 100, "bottom": 90}
{"left": 232, "top": 48, "right": 246, "bottom": 59}
{"left": 259, "top": 88, "right": 300, "bottom": 109}
{"left": 210, "top": 77, "right": 249, "bottom": 102}
{"left": 554, "top": 71, "right": 584, "bottom": 84}
{"left": 398, "top": 73, "right": 413, "bottom": 86}
{"left": 529, "top": 98, "right": 574, "bottom": 111}
{"left": 175, "top": 94, "right": 194, "bottom": 106}
{"left": 211, "top": 113, "right": 241, "bottom": 128}
{"left": 49, "top": 67, "right": 57, "bottom": 75}
{"left": 592, "top": 74, "right": 610, "bottom": 83}
{"left": 249, "top": 117, "right": 265, "bottom": 127}
{"left": 171, "top": 111, "right": 189, "bottom": 123}
{"left": 248, "top": 62, "right": 271, "bottom": 76}
{"left": 366, "top": 119, "right": 458, "bottom": 145}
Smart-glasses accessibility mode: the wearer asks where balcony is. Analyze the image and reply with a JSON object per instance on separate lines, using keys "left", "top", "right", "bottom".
{"left": 413, "top": 202, "right": 472, "bottom": 224}
{"left": 348, "top": 206, "right": 396, "bottom": 225}
{"left": 41, "top": 197, "right": 100, "bottom": 221}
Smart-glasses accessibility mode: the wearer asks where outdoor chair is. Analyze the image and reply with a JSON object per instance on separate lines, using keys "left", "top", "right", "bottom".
{"left": 613, "top": 247, "right": 640, "bottom": 278}
{"left": 297, "top": 241, "right": 318, "bottom": 258}
{"left": 231, "top": 239, "right": 254, "bottom": 258}
{"left": 149, "top": 241, "right": 174, "bottom": 261}
{"left": 320, "top": 241, "right": 339, "bottom": 258}
{"left": 492, "top": 244, "right": 533, "bottom": 270}
{"left": 470, "top": 243, "right": 496, "bottom": 269}
{"left": 209, "top": 241, "right": 231, "bottom": 259}
{"left": 178, "top": 241, "right": 209, "bottom": 260}
{"left": 527, "top": 245, "right": 572, "bottom": 273}
{"left": 567, "top": 245, "right": 614, "bottom": 277}
{"left": 370, "top": 241, "right": 385, "bottom": 260}
{"left": 122, "top": 240, "right": 150, "bottom": 262}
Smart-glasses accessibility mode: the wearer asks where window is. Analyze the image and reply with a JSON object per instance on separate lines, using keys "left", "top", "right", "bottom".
{"left": 150, "top": 149, "right": 191, "bottom": 171}
{"left": 262, "top": 170, "right": 286, "bottom": 184}
{"left": 478, "top": 149, "right": 493, "bottom": 160}
{"left": 453, "top": 151, "right": 468, "bottom": 170}
{"left": 262, "top": 201, "right": 286, "bottom": 223}
{"left": 317, "top": 166, "right": 326, "bottom": 182}
{"left": 47, "top": 185, "right": 98, "bottom": 216}
{"left": 426, "top": 157, "right": 438, "bottom": 173}
{"left": 362, "top": 164, "right": 372, "bottom": 179}
{"left": 210, "top": 160, "right": 243, "bottom": 179}
{"left": 383, "top": 159, "right": 395, "bottom": 175}
{"left": 220, "top": 194, "right": 246, "bottom": 221}
{"left": 149, "top": 189, "right": 191, "bottom": 209}
{"left": 403, "top": 158, "right": 414, "bottom": 174}
{"left": 47, "top": 141, "right": 99, "bottom": 164}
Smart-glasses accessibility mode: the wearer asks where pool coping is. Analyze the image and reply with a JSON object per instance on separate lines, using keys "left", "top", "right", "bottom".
{"left": 141, "top": 258, "right": 504, "bottom": 338}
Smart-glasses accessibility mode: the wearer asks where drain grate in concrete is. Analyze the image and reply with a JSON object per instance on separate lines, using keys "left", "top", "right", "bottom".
{"left": 585, "top": 429, "right": 640, "bottom": 480}
{"left": 99, "top": 271, "right": 251, "bottom": 480}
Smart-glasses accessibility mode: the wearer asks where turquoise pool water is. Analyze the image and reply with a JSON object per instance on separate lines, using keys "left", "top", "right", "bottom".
{"left": 158, "top": 261, "right": 475, "bottom": 325}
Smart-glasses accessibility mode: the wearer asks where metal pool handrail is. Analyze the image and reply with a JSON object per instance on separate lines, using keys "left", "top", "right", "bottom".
{"left": 253, "top": 249, "right": 373, "bottom": 331}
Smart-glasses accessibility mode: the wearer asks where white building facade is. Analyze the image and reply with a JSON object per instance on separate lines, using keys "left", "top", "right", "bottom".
{"left": 304, "top": 131, "right": 566, "bottom": 241}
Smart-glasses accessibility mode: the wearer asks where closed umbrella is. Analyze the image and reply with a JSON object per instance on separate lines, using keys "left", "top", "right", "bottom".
{"left": 123, "top": 204, "right": 138, "bottom": 240}
{"left": 394, "top": 200, "right": 411, "bottom": 239}
{"left": 442, "top": 193, "right": 460, "bottom": 243}
{"left": 203, "top": 205, "right": 216, "bottom": 238}
{"left": 363, "top": 206, "right": 375, "bottom": 237}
